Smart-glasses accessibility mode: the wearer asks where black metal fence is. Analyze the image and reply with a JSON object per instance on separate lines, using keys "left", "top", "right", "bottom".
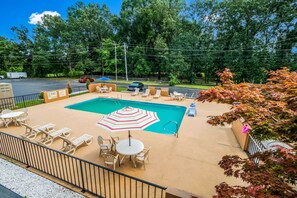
{"left": 71, "top": 85, "right": 88, "bottom": 94}
{"left": 0, "top": 132, "right": 166, "bottom": 198}
{"left": 0, "top": 86, "right": 90, "bottom": 111}
{"left": 0, "top": 93, "right": 42, "bottom": 111}
{"left": 246, "top": 134, "right": 266, "bottom": 164}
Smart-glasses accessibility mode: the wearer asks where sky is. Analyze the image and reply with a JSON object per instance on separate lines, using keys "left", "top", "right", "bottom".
{"left": 0, "top": 0, "right": 122, "bottom": 40}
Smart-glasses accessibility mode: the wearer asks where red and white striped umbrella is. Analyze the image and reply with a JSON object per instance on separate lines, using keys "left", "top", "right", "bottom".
{"left": 96, "top": 106, "right": 159, "bottom": 146}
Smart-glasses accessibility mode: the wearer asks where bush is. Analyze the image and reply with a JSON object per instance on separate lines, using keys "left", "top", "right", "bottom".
{"left": 0, "top": 70, "right": 7, "bottom": 78}
{"left": 39, "top": 91, "right": 44, "bottom": 99}
{"left": 46, "top": 73, "right": 65, "bottom": 78}
{"left": 169, "top": 74, "right": 180, "bottom": 86}
{"left": 66, "top": 81, "right": 72, "bottom": 94}
{"left": 68, "top": 70, "right": 84, "bottom": 77}
{"left": 86, "top": 79, "right": 91, "bottom": 90}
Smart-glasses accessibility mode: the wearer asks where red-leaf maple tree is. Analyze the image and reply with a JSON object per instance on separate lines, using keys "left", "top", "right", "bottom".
{"left": 197, "top": 67, "right": 297, "bottom": 197}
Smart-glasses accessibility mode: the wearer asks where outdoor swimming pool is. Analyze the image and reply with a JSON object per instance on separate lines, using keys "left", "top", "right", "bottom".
{"left": 65, "top": 98, "right": 186, "bottom": 135}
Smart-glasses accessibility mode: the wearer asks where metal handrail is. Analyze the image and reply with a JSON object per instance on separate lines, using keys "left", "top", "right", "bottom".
{"left": 163, "top": 120, "right": 179, "bottom": 138}
{"left": 0, "top": 131, "right": 167, "bottom": 197}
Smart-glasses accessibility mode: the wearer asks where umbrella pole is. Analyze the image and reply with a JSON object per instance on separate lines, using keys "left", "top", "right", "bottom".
{"left": 128, "top": 130, "right": 131, "bottom": 146}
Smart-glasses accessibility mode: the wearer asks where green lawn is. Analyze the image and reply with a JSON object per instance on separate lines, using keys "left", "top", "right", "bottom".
{"left": 175, "top": 84, "right": 214, "bottom": 89}
{"left": 14, "top": 100, "right": 44, "bottom": 109}
{"left": 103, "top": 80, "right": 214, "bottom": 89}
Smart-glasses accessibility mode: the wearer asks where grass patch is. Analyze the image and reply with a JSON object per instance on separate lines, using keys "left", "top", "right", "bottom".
{"left": 116, "top": 87, "right": 127, "bottom": 92}
{"left": 175, "top": 84, "right": 214, "bottom": 89}
{"left": 14, "top": 100, "right": 44, "bottom": 109}
{"left": 69, "top": 91, "right": 88, "bottom": 97}
{"left": 98, "top": 80, "right": 167, "bottom": 86}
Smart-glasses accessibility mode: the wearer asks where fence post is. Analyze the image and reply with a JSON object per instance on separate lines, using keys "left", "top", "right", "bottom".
{"left": 22, "top": 95, "right": 26, "bottom": 108}
{"left": 21, "top": 140, "right": 30, "bottom": 168}
{"left": 79, "top": 160, "right": 86, "bottom": 193}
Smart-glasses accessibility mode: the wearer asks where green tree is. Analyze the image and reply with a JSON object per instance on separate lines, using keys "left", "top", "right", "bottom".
{"left": 197, "top": 68, "right": 297, "bottom": 197}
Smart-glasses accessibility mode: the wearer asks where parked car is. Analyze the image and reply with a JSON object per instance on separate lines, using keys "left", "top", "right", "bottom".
{"left": 127, "top": 82, "right": 144, "bottom": 91}
{"left": 0, "top": 75, "right": 4, "bottom": 79}
{"left": 78, "top": 77, "right": 94, "bottom": 83}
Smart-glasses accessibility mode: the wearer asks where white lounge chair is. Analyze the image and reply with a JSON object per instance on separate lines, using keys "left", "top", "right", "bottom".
{"left": 20, "top": 123, "right": 56, "bottom": 140}
{"left": 170, "top": 93, "right": 176, "bottom": 100}
{"left": 36, "top": 127, "right": 71, "bottom": 146}
{"left": 142, "top": 89, "right": 150, "bottom": 97}
{"left": 131, "top": 88, "right": 140, "bottom": 96}
{"left": 153, "top": 89, "right": 161, "bottom": 99}
{"left": 60, "top": 134, "right": 93, "bottom": 155}
{"left": 187, "top": 103, "right": 197, "bottom": 117}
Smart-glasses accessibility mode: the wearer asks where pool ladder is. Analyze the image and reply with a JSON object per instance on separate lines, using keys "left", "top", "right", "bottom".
{"left": 114, "top": 100, "right": 121, "bottom": 105}
{"left": 163, "top": 121, "right": 179, "bottom": 138}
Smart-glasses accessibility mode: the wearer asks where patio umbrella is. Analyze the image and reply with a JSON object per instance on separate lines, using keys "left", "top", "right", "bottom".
{"left": 96, "top": 76, "right": 111, "bottom": 81}
{"left": 96, "top": 106, "right": 159, "bottom": 146}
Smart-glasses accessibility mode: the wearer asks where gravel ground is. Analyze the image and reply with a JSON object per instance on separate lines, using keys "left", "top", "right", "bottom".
{"left": 0, "top": 158, "right": 86, "bottom": 198}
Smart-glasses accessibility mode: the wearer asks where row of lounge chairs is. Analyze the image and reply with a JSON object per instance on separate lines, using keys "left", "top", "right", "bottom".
{"left": 131, "top": 88, "right": 161, "bottom": 98}
{"left": 20, "top": 123, "right": 93, "bottom": 155}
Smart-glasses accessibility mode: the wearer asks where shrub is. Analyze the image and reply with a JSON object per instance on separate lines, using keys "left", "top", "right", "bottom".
{"left": 0, "top": 70, "right": 7, "bottom": 77}
{"left": 86, "top": 79, "right": 91, "bottom": 90}
{"left": 39, "top": 91, "right": 44, "bottom": 99}
{"left": 66, "top": 80, "right": 72, "bottom": 94}
{"left": 169, "top": 74, "right": 180, "bottom": 86}
{"left": 68, "top": 70, "right": 84, "bottom": 77}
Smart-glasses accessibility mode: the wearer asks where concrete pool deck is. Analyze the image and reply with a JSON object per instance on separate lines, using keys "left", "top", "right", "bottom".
{"left": 1, "top": 92, "right": 247, "bottom": 197}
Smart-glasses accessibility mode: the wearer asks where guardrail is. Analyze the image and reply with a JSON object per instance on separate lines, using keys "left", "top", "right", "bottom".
{"left": 0, "top": 132, "right": 166, "bottom": 198}
{"left": 246, "top": 134, "right": 266, "bottom": 164}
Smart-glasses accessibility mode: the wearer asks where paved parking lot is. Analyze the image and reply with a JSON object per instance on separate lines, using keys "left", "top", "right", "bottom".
{"left": 0, "top": 78, "right": 82, "bottom": 96}
{"left": 0, "top": 78, "right": 200, "bottom": 98}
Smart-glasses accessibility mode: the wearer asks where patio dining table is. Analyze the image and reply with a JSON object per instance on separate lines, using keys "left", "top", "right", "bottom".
{"left": 116, "top": 139, "right": 144, "bottom": 167}
{"left": 0, "top": 111, "right": 24, "bottom": 127}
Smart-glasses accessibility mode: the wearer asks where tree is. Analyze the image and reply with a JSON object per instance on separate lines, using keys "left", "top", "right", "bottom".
{"left": 197, "top": 67, "right": 297, "bottom": 197}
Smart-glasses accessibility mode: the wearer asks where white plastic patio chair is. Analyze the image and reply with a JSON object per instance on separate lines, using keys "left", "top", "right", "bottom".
{"left": 103, "top": 154, "right": 119, "bottom": 170}
{"left": 97, "top": 136, "right": 112, "bottom": 157}
{"left": 96, "top": 86, "right": 102, "bottom": 93}
{"left": 110, "top": 136, "right": 120, "bottom": 153}
{"left": 134, "top": 146, "right": 151, "bottom": 169}
{"left": 1, "top": 109, "right": 13, "bottom": 127}
{"left": 16, "top": 112, "right": 29, "bottom": 125}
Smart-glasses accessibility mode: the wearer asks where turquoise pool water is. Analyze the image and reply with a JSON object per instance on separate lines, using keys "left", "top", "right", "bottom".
{"left": 65, "top": 98, "right": 186, "bottom": 135}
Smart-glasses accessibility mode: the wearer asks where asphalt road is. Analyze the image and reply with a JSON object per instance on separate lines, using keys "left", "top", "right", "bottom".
{"left": 0, "top": 78, "right": 200, "bottom": 98}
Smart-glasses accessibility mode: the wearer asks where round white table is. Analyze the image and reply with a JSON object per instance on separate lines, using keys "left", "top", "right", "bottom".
{"left": 116, "top": 139, "right": 144, "bottom": 167}
{"left": 0, "top": 111, "right": 24, "bottom": 127}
